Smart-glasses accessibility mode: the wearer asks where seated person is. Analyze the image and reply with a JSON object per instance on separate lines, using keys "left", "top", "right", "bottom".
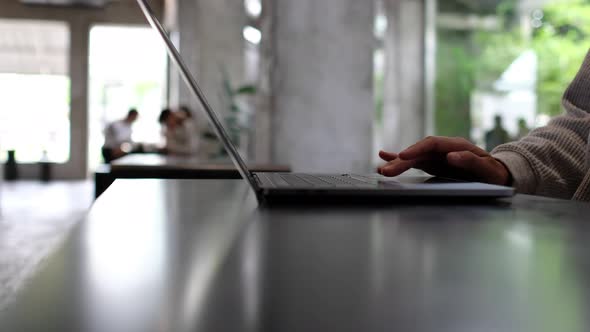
{"left": 177, "top": 105, "right": 199, "bottom": 143}
{"left": 158, "top": 108, "right": 199, "bottom": 156}
{"left": 178, "top": 105, "right": 195, "bottom": 124}
{"left": 102, "top": 109, "right": 140, "bottom": 163}
{"left": 379, "top": 50, "right": 590, "bottom": 202}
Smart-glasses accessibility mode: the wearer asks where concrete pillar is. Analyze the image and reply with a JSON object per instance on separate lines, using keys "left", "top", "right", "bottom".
{"left": 382, "top": 0, "right": 427, "bottom": 153}
{"left": 64, "top": 19, "right": 90, "bottom": 179}
{"left": 271, "top": 0, "right": 375, "bottom": 173}
{"left": 176, "top": 0, "right": 246, "bottom": 123}
{"left": 252, "top": 0, "right": 273, "bottom": 163}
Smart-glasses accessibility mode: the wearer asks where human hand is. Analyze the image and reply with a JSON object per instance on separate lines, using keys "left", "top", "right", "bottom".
{"left": 377, "top": 136, "right": 511, "bottom": 186}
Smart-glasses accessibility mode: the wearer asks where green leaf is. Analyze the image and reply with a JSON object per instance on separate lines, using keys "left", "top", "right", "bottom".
{"left": 235, "top": 85, "right": 257, "bottom": 95}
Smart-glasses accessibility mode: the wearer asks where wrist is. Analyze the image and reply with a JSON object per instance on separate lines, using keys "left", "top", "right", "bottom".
{"left": 494, "top": 158, "right": 513, "bottom": 186}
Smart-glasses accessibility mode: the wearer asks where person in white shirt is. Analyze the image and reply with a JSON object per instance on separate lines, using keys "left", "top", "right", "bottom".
{"left": 158, "top": 108, "right": 199, "bottom": 156}
{"left": 177, "top": 105, "right": 200, "bottom": 151}
{"left": 102, "top": 109, "right": 139, "bottom": 162}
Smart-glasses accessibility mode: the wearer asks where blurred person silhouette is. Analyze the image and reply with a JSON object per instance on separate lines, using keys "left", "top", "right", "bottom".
{"left": 485, "top": 115, "right": 510, "bottom": 151}
{"left": 102, "top": 109, "right": 140, "bottom": 163}
{"left": 178, "top": 105, "right": 199, "bottom": 140}
{"left": 177, "top": 105, "right": 200, "bottom": 154}
{"left": 158, "top": 108, "right": 199, "bottom": 156}
{"left": 377, "top": 50, "right": 590, "bottom": 201}
{"left": 178, "top": 105, "right": 194, "bottom": 122}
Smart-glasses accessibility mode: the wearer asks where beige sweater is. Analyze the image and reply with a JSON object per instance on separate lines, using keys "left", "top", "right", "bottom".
{"left": 492, "top": 50, "right": 590, "bottom": 201}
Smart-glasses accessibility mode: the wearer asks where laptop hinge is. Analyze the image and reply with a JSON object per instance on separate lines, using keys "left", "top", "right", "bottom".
{"left": 252, "top": 173, "right": 262, "bottom": 186}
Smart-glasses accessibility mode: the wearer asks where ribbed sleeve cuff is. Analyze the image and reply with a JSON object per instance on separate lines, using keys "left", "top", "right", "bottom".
{"left": 492, "top": 151, "right": 537, "bottom": 194}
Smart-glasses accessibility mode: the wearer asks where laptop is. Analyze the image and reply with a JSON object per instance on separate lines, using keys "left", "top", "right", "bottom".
{"left": 136, "top": 0, "right": 515, "bottom": 204}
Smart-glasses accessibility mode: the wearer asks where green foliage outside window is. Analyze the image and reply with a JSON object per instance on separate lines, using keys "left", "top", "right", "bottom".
{"left": 436, "top": 0, "right": 590, "bottom": 138}
{"left": 436, "top": 33, "right": 477, "bottom": 138}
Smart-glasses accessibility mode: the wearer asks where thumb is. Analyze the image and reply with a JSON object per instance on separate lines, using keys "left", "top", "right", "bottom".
{"left": 446, "top": 151, "right": 506, "bottom": 184}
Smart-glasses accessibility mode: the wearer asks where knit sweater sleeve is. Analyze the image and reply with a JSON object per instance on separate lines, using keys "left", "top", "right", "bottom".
{"left": 492, "top": 50, "right": 590, "bottom": 199}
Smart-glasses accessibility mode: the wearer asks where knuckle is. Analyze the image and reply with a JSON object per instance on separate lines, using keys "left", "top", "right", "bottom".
{"left": 484, "top": 156, "right": 496, "bottom": 163}
{"left": 423, "top": 136, "right": 439, "bottom": 148}
{"left": 462, "top": 152, "right": 480, "bottom": 163}
{"left": 466, "top": 152, "right": 479, "bottom": 161}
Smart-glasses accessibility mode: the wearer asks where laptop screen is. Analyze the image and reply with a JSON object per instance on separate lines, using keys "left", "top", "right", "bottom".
{"left": 136, "top": 0, "right": 260, "bottom": 192}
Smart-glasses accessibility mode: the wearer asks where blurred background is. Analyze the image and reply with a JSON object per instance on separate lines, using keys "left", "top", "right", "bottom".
{"left": 0, "top": 0, "right": 588, "bottom": 177}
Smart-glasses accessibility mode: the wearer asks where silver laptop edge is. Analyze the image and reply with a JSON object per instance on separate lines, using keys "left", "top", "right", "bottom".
{"left": 136, "top": 0, "right": 260, "bottom": 193}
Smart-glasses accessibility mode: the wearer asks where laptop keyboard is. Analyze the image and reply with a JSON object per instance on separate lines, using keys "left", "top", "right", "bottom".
{"left": 276, "top": 174, "right": 375, "bottom": 188}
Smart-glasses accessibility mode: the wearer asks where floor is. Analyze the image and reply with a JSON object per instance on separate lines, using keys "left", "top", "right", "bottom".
{"left": 0, "top": 180, "right": 93, "bottom": 312}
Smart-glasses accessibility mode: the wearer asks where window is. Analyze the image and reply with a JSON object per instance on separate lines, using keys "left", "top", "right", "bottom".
{"left": 0, "top": 20, "right": 70, "bottom": 163}
{"left": 87, "top": 25, "right": 167, "bottom": 171}
{"left": 435, "top": 0, "right": 589, "bottom": 150}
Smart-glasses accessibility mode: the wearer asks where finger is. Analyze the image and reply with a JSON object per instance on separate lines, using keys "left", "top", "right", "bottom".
{"left": 399, "top": 136, "right": 488, "bottom": 160}
{"left": 379, "top": 150, "right": 398, "bottom": 162}
{"left": 379, "top": 153, "right": 443, "bottom": 175}
{"left": 377, "top": 161, "right": 389, "bottom": 174}
{"left": 411, "top": 160, "right": 450, "bottom": 177}
{"left": 379, "top": 159, "right": 417, "bottom": 177}
{"left": 446, "top": 151, "right": 502, "bottom": 183}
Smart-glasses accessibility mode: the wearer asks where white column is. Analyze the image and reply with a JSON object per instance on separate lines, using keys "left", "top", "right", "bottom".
{"left": 271, "top": 0, "right": 375, "bottom": 173}
{"left": 64, "top": 18, "right": 89, "bottom": 179}
{"left": 252, "top": 0, "right": 273, "bottom": 163}
{"left": 382, "top": 0, "right": 427, "bottom": 153}
{"left": 175, "top": 0, "right": 246, "bottom": 120}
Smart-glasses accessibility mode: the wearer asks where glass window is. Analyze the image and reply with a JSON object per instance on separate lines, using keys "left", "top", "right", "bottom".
{"left": 88, "top": 25, "right": 168, "bottom": 171}
{"left": 435, "top": 0, "right": 590, "bottom": 150}
{"left": 0, "top": 20, "right": 70, "bottom": 163}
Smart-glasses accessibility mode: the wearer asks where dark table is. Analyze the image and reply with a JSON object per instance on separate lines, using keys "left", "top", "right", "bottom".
{"left": 111, "top": 154, "right": 291, "bottom": 176}
{"left": 94, "top": 154, "right": 290, "bottom": 198}
{"left": 3, "top": 179, "right": 590, "bottom": 332}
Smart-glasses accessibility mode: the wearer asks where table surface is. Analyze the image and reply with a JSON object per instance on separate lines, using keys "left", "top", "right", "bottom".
{"left": 111, "top": 154, "right": 291, "bottom": 173}
{"left": 3, "top": 179, "right": 590, "bottom": 332}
